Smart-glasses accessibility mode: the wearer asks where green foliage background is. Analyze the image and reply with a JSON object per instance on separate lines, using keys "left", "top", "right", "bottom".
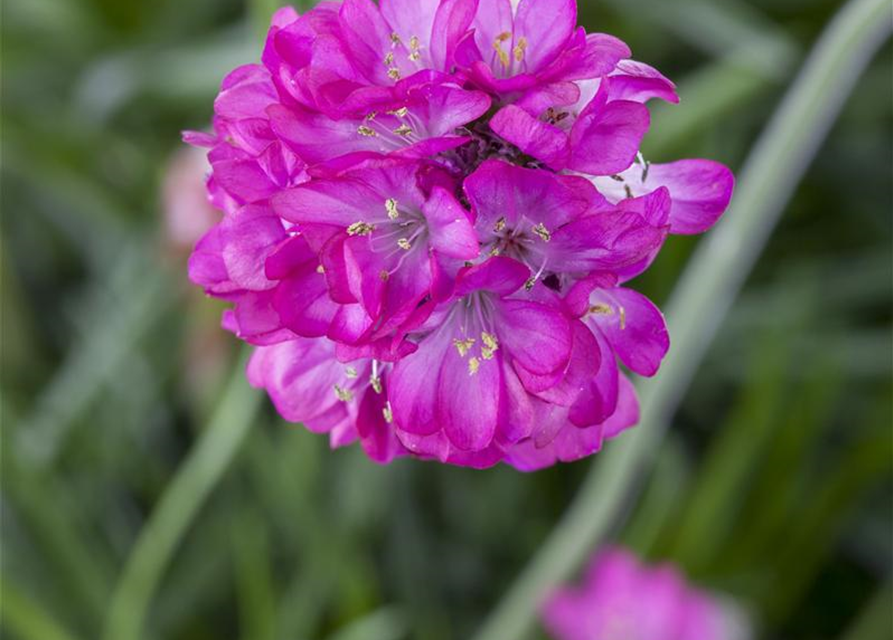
{"left": 2, "top": 0, "right": 891, "bottom": 639}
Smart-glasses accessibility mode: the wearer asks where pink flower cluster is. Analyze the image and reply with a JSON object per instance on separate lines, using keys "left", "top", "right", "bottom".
{"left": 543, "top": 548, "right": 744, "bottom": 640}
{"left": 187, "top": 0, "right": 734, "bottom": 469}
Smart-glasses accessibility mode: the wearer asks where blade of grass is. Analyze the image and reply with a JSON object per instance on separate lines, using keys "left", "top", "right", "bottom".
{"left": 669, "top": 332, "right": 790, "bottom": 570}
{"left": 0, "top": 580, "right": 82, "bottom": 640}
{"left": 102, "top": 349, "right": 262, "bottom": 640}
{"left": 15, "top": 251, "right": 177, "bottom": 468}
{"left": 470, "top": 1, "right": 892, "bottom": 638}
{"left": 324, "top": 608, "right": 408, "bottom": 640}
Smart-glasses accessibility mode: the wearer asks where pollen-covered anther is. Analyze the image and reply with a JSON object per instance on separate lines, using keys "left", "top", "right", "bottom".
{"left": 619, "top": 306, "right": 627, "bottom": 330}
{"left": 385, "top": 198, "right": 399, "bottom": 220}
{"left": 347, "top": 221, "right": 375, "bottom": 236}
{"left": 408, "top": 35, "right": 422, "bottom": 61}
{"left": 334, "top": 385, "right": 354, "bottom": 402}
{"left": 379, "top": 270, "right": 390, "bottom": 282}
{"left": 388, "top": 107, "right": 409, "bottom": 118}
{"left": 493, "top": 32, "right": 511, "bottom": 68}
{"left": 397, "top": 238, "right": 412, "bottom": 251}
{"left": 513, "top": 37, "right": 528, "bottom": 62}
{"left": 388, "top": 68, "right": 402, "bottom": 81}
{"left": 589, "top": 303, "right": 613, "bottom": 316}
{"left": 481, "top": 332, "right": 499, "bottom": 360}
{"left": 370, "top": 375, "right": 383, "bottom": 394}
{"left": 345, "top": 367, "right": 358, "bottom": 379}
{"left": 394, "top": 124, "right": 412, "bottom": 137}
{"left": 316, "top": 265, "right": 326, "bottom": 274}
{"left": 453, "top": 337, "right": 476, "bottom": 357}
{"left": 494, "top": 216, "right": 507, "bottom": 232}
{"left": 532, "top": 223, "right": 552, "bottom": 242}
{"left": 357, "top": 125, "right": 377, "bottom": 137}
{"left": 382, "top": 403, "right": 394, "bottom": 424}
{"left": 524, "top": 276, "right": 537, "bottom": 291}
{"left": 384, "top": 52, "right": 394, "bottom": 66}
{"left": 468, "top": 357, "right": 481, "bottom": 376}
{"left": 390, "top": 32, "right": 401, "bottom": 46}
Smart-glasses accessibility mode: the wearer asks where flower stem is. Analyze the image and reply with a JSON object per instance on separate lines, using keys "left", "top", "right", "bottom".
{"left": 471, "top": 0, "right": 892, "bottom": 638}
{"left": 102, "top": 349, "right": 262, "bottom": 640}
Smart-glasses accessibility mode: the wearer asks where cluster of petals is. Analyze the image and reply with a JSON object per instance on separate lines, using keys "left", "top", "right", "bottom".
{"left": 187, "top": 0, "right": 734, "bottom": 469}
{"left": 542, "top": 547, "right": 746, "bottom": 640}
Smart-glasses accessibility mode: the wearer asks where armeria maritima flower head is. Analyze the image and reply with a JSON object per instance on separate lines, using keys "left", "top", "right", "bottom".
{"left": 186, "top": 0, "right": 734, "bottom": 470}
{"left": 542, "top": 547, "right": 750, "bottom": 640}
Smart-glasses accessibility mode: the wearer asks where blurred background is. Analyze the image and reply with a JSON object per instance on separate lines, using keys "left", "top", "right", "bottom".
{"left": 2, "top": 0, "right": 891, "bottom": 639}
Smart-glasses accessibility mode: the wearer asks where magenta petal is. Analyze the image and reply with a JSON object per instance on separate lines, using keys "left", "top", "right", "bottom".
{"left": 356, "top": 384, "right": 404, "bottom": 464}
{"left": 649, "top": 160, "right": 735, "bottom": 234}
{"left": 455, "top": 257, "right": 530, "bottom": 298}
{"left": 608, "top": 59, "right": 679, "bottom": 104}
{"left": 470, "top": 0, "right": 514, "bottom": 63}
{"left": 429, "top": 0, "right": 480, "bottom": 70}
{"left": 514, "top": 0, "right": 577, "bottom": 71}
{"left": 496, "top": 300, "right": 572, "bottom": 375}
{"left": 436, "top": 343, "right": 501, "bottom": 451}
{"left": 247, "top": 339, "right": 353, "bottom": 432}
{"left": 422, "top": 186, "right": 479, "bottom": 259}
{"left": 569, "top": 326, "right": 618, "bottom": 427}
{"left": 589, "top": 287, "right": 668, "bottom": 377}
{"left": 570, "top": 98, "right": 650, "bottom": 176}
{"left": 389, "top": 332, "right": 448, "bottom": 436}
{"left": 565, "top": 33, "right": 631, "bottom": 80}
{"left": 490, "top": 105, "right": 570, "bottom": 169}
{"left": 515, "top": 82, "right": 581, "bottom": 115}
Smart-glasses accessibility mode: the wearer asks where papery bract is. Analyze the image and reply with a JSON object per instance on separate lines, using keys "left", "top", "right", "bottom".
{"left": 185, "top": 0, "right": 734, "bottom": 469}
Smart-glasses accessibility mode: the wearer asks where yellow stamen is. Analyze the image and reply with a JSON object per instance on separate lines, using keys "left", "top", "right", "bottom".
{"left": 388, "top": 68, "right": 402, "bottom": 80}
{"left": 370, "top": 375, "right": 383, "bottom": 394}
{"left": 493, "top": 32, "right": 512, "bottom": 67}
{"left": 384, "top": 52, "right": 395, "bottom": 66}
{"left": 494, "top": 41, "right": 510, "bottom": 68}
{"left": 619, "top": 306, "right": 627, "bottom": 330}
{"left": 513, "top": 37, "right": 527, "bottom": 62}
{"left": 386, "top": 198, "right": 399, "bottom": 220}
{"left": 357, "top": 125, "right": 377, "bottom": 137}
{"left": 334, "top": 385, "right": 354, "bottom": 402}
{"left": 408, "top": 51, "right": 421, "bottom": 61}
{"left": 494, "top": 216, "right": 506, "bottom": 232}
{"left": 524, "top": 277, "right": 536, "bottom": 291}
{"left": 589, "top": 303, "right": 613, "bottom": 315}
{"left": 382, "top": 403, "right": 394, "bottom": 423}
{"left": 468, "top": 357, "right": 481, "bottom": 376}
{"left": 345, "top": 367, "right": 358, "bottom": 379}
{"left": 481, "top": 332, "right": 499, "bottom": 360}
{"left": 453, "top": 337, "right": 476, "bottom": 357}
{"left": 394, "top": 124, "right": 412, "bottom": 136}
{"left": 347, "top": 221, "right": 375, "bottom": 236}
{"left": 532, "top": 223, "right": 551, "bottom": 242}
{"left": 397, "top": 238, "right": 412, "bottom": 251}
{"left": 409, "top": 35, "right": 421, "bottom": 50}
{"left": 390, "top": 32, "right": 402, "bottom": 46}
{"left": 389, "top": 106, "right": 409, "bottom": 118}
